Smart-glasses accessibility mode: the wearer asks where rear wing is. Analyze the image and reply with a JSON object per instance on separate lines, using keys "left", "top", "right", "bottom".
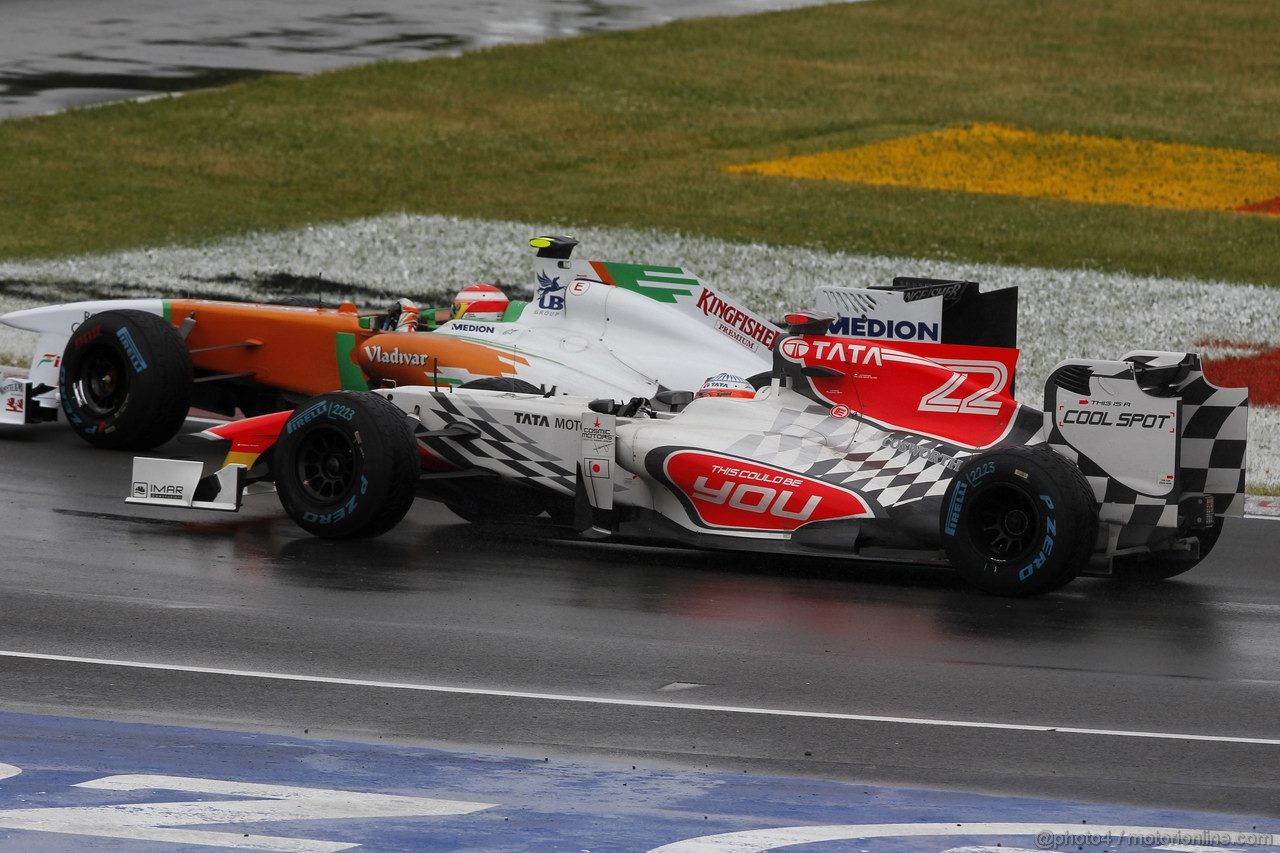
{"left": 815, "top": 278, "right": 1018, "bottom": 349}
{"left": 1043, "top": 350, "right": 1248, "bottom": 528}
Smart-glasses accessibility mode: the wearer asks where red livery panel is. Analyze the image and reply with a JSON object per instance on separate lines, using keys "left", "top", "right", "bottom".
{"left": 781, "top": 337, "right": 1021, "bottom": 448}
{"left": 662, "top": 449, "right": 872, "bottom": 532}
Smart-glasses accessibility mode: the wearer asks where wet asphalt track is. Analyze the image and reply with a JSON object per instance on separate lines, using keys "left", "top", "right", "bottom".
{"left": 0, "top": 416, "right": 1278, "bottom": 817}
{"left": 0, "top": 0, "right": 831, "bottom": 120}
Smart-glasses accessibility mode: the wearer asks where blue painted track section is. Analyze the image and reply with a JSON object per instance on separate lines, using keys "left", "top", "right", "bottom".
{"left": 0, "top": 711, "right": 1273, "bottom": 851}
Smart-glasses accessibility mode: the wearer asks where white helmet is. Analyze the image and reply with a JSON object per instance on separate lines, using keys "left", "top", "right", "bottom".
{"left": 696, "top": 372, "right": 755, "bottom": 399}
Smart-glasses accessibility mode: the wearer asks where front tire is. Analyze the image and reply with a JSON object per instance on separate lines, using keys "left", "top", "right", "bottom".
{"left": 58, "top": 309, "right": 192, "bottom": 450}
{"left": 940, "top": 445, "right": 1098, "bottom": 595}
{"left": 274, "top": 391, "right": 419, "bottom": 538}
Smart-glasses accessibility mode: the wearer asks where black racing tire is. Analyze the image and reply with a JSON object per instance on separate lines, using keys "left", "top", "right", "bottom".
{"left": 274, "top": 391, "right": 419, "bottom": 539}
{"left": 940, "top": 445, "right": 1098, "bottom": 596}
{"left": 58, "top": 309, "right": 192, "bottom": 450}
{"left": 1117, "top": 518, "right": 1224, "bottom": 581}
{"left": 460, "top": 377, "right": 543, "bottom": 394}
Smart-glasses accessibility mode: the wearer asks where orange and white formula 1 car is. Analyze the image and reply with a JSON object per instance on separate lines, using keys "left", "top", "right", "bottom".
{"left": 0, "top": 237, "right": 779, "bottom": 449}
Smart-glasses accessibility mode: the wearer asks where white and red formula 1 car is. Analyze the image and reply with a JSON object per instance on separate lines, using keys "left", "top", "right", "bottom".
{"left": 125, "top": 275, "right": 1247, "bottom": 595}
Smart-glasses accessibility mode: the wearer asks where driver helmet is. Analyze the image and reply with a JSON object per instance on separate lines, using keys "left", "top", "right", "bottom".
{"left": 695, "top": 372, "right": 755, "bottom": 399}
{"left": 452, "top": 283, "right": 509, "bottom": 322}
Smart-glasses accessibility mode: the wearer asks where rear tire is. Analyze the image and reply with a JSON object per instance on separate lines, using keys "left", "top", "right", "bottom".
{"left": 940, "top": 445, "right": 1097, "bottom": 595}
{"left": 275, "top": 391, "right": 419, "bottom": 538}
{"left": 58, "top": 309, "right": 192, "bottom": 450}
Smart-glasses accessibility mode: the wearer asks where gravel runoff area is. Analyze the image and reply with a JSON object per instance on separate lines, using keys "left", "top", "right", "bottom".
{"left": 1, "top": 213, "right": 1277, "bottom": 488}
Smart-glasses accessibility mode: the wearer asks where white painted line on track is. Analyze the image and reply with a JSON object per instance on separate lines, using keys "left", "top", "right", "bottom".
{"left": 2, "top": 649, "right": 1278, "bottom": 746}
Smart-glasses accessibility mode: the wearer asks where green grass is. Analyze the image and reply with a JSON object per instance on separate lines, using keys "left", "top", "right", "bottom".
{"left": 1, "top": 0, "right": 1277, "bottom": 282}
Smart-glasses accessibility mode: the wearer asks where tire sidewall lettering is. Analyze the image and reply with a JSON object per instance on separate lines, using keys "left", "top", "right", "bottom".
{"left": 1016, "top": 495, "right": 1057, "bottom": 582}
{"left": 286, "top": 401, "right": 358, "bottom": 435}
{"left": 303, "top": 493, "right": 360, "bottom": 526}
{"left": 290, "top": 459, "right": 363, "bottom": 525}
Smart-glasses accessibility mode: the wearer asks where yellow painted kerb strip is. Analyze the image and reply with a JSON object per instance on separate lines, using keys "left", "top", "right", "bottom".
{"left": 727, "top": 124, "right": 1280, "bottom": 214}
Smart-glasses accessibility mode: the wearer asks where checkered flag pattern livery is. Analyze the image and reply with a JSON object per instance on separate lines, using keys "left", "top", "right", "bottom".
{"left": 714, "top": 395, "right": 1068, "bottom": 513}
{"left": 812, "top": 407, "right": 1046, "bottom": 510}
{"left": 418, "top": 392, "right": 578, "bottom": 495}
{"left": 1049, "top": 374, "right": 1248, "bottom": 527}
{"left": 811, "top": 435, "right": 964, "bottom": 508}
{"left": 1175, "top": 375, "right": 1248, "bottom": 517}
{"left": 723, "top": 401, "right": 1040, "bottom": 512}
{"left": 1048, "top": 440, "right": 1180, "bottom": 529}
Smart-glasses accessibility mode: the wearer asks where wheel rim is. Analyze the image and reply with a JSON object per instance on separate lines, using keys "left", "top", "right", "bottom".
{"left": 968, "top": 483, "right": 1038, "bottom": 563}
{"left": 74, "top": 346, "right": 128, "bottom": 416}
{"left": 294, "top": 425, "right": 356, "bottom": 503}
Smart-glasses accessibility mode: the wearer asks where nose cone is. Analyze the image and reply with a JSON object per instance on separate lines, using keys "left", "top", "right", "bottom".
{"left": 1, "top": 305, "right": 45, "bottom": 332}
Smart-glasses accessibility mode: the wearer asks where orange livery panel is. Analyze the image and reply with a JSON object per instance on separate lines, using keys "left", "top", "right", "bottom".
{"left": 355, "top": 332, "right": 531, "bottom": 387}
{"left": 166, "top": 299, "right": 373, "bottom": 396}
